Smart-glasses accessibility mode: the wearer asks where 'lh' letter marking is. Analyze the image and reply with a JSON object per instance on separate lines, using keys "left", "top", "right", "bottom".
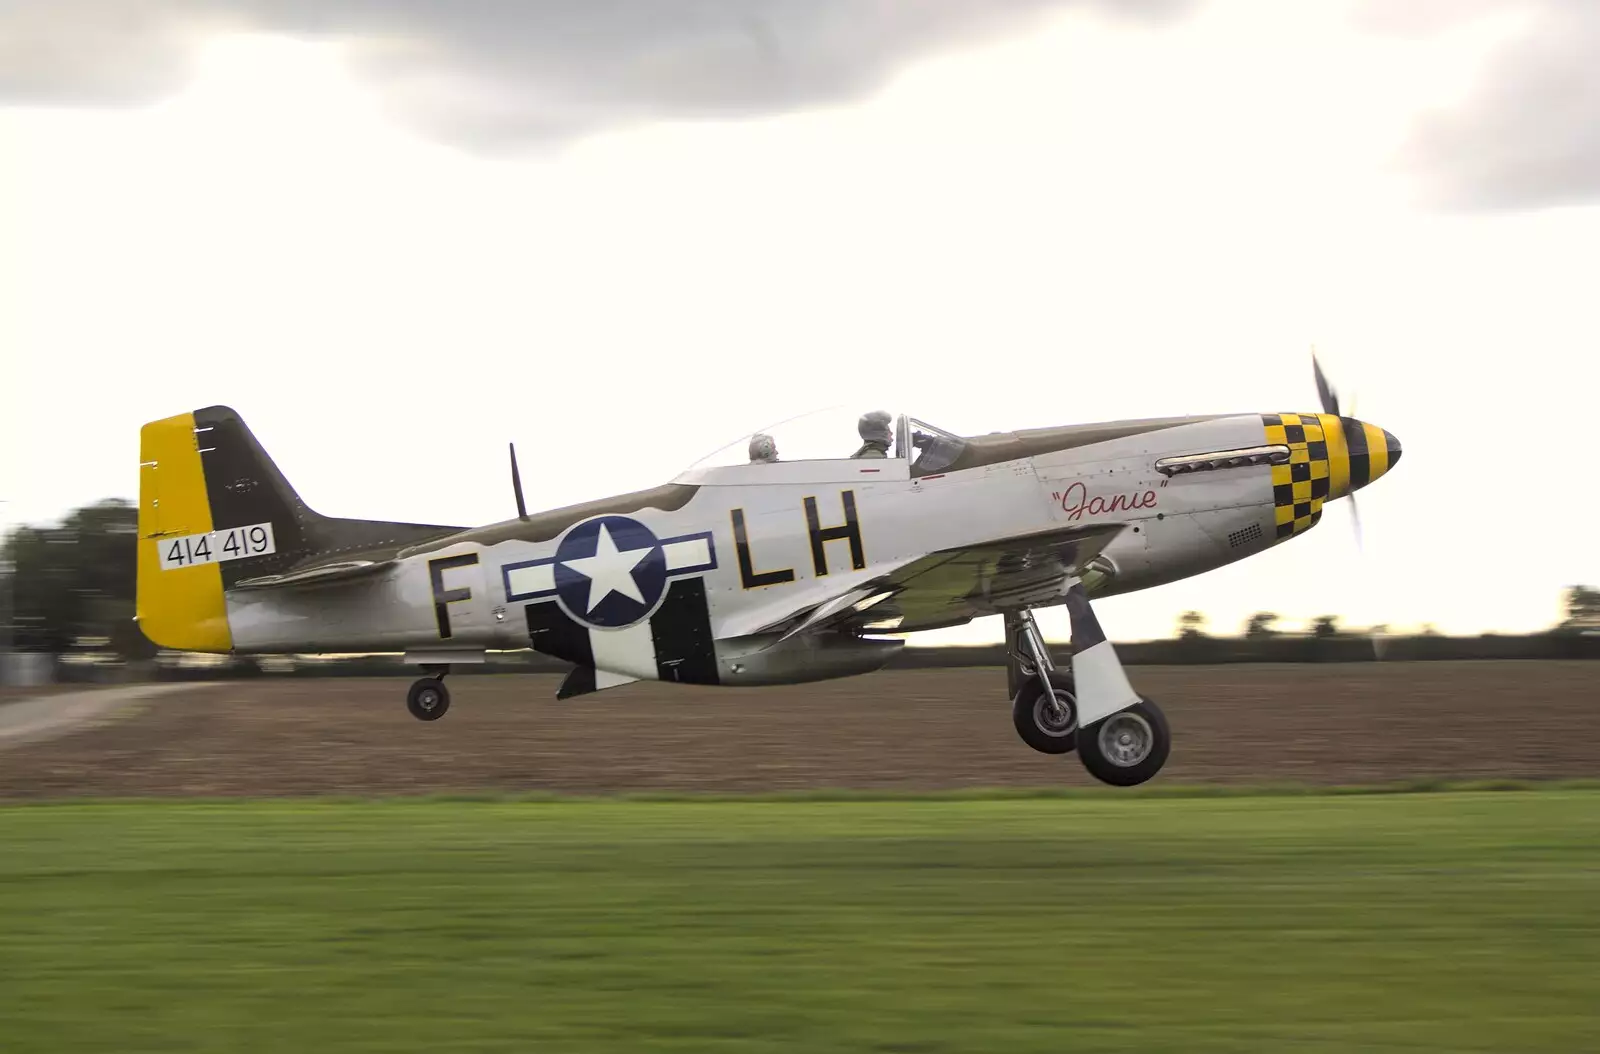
{"left": 731, "top": 508, "right": 795, "bottom": 589}
{"left": 805, "top": 490, "right": 865, "bottom": 576}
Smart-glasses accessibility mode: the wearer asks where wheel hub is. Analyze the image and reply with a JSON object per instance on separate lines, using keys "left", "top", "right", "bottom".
{"left": 1034, "top": 690, "right": 1077, "bottom": 736}
{"left": 1098, "top": 712, "right": 1153, "bottom": 766}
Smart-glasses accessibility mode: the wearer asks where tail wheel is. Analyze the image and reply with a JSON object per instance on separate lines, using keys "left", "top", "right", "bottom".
{"left": 1077, "top": 697, "right": 1170, "bottom": 787}
{"left": 407, "top": 677, "right": 451, "bottom": 721}
{"left": 1011, "top": 674, "right": 1078, "bottom": 754}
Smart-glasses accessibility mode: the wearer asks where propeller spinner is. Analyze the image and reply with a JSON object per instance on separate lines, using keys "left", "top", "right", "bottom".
{"left": 1309, "top": 349, "right": 1400, "bottom": 550}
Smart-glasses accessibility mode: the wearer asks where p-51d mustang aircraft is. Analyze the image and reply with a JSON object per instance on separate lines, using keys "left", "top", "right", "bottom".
{"left": 135, "top": 360, "right": 1399, "bottom": 786}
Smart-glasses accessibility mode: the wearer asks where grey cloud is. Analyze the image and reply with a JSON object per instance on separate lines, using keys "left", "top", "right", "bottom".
{"left": 0, "top": 0, "right": 1192, "bottom": 149}
{"left": 0, "top": 2, "right": 219, "bottom": 103}
{"left": 1361, "top": 0, "right": 1600, "bottom": 211}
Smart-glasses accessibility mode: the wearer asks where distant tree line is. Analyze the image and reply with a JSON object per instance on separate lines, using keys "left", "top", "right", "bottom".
{"left": 2, "top": 500, "right": 153, "bottom": 659}
{"left": 2, "top": 500, "right": 1597, "bottom": 677}
{"left": 1175, "top": 590, "right": 1600, "bottom": 641}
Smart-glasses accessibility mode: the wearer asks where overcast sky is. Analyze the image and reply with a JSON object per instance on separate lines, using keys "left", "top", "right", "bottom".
{"left": 3, "top": 0, "right": 1597, "bottom": 643}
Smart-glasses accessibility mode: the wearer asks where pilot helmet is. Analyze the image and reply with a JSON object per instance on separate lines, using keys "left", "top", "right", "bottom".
{"left": 748, "top": 433, "right": 778, "bottom": 462}
{"left": 858, "top": 410, "right": 892, "bottom": 444}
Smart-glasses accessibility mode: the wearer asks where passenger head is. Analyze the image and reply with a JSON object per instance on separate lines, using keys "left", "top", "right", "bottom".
{"left": 748, "top": 433, "right": 778, "bottom": 462}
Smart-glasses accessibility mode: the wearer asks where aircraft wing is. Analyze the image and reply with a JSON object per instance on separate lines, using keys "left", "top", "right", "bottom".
{"left": 740, "top": 521, "right": 1129, "bottom": 640}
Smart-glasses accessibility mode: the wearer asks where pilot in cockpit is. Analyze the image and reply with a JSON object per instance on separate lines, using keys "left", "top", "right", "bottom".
{"left": 748, "top": 433, "right": 779, "bottom": 463}
{"left": 852, "top": 410, "right": 893, "bottom": 458}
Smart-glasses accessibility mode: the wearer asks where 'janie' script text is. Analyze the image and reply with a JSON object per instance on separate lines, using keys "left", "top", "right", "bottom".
{"left": 1052, "top": 481, "right": 1158, "bottom": 521}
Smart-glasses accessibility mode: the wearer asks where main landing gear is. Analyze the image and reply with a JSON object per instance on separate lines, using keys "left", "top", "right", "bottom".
{"left": 407, "top": 664, "right": 451, "bottom": 721}
{"left": 1005, "top": 604, "right": 1170, "bottom": 787}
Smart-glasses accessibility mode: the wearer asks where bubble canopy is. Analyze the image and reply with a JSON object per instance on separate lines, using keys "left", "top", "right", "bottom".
{"left": 673, "top": 406, "right": 968, "bottom": 483}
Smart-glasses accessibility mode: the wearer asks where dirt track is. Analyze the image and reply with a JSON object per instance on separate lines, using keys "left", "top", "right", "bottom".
{"left": 0, "top": 662, "right": 1595, "bottom": 799}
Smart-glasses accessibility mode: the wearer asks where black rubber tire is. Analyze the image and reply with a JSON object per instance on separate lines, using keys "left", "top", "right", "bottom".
{"left": 1011, "top": 674, "right": 1079, "bottom": 754}
{"left": 1077, "top": 697, "right": 1170, "bottom": 787}
{"left": 406, "top": 677, "right": 451, "bottom": 721}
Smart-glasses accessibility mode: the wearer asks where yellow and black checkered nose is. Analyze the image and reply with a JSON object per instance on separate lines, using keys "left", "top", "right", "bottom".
{"left": 1261, "top": 414, "right": 1402, "bottom": 539}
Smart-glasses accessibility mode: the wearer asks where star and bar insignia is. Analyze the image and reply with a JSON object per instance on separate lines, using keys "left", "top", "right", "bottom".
{"left": 500, "top": 515, "right": 721, "bottom": 695}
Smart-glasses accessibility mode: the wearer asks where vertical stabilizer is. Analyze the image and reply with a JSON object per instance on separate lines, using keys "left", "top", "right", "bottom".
{"left": 136, "top": 405, "right": 464, "bottom": 652}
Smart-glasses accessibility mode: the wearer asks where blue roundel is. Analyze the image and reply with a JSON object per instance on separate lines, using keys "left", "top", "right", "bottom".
{"left": 551, "top": 515, "right": 667, "bottom": 628}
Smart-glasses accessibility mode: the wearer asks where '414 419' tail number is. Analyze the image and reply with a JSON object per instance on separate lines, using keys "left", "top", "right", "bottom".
{"left": 158, "top": 522, "right": 277, "bottom": 571}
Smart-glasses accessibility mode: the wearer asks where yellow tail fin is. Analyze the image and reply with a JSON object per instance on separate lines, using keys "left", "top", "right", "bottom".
{"left": 136, "top": 412, "right": 232, "bottom": 652}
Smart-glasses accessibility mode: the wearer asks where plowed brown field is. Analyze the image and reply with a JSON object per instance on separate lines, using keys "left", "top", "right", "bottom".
{"left": 1, "top": 661, "right": 1595, "bottom": 798}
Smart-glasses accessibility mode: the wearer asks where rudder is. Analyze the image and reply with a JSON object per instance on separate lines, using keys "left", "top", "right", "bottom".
{"left": 137, "top": 411, "right": 232, "bottom": 651}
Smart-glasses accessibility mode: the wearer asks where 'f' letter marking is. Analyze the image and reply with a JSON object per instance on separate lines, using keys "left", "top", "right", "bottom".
{"left": 429, "top": 553, "right": 479, "bottom": 638}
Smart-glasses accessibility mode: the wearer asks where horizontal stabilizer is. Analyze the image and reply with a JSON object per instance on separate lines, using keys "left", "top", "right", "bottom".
{"left": 230, "top": 559, "right": 397, "bottom": 590}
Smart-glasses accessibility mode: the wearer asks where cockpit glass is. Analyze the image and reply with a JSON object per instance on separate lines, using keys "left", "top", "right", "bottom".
{"left": 679, "top": 409, "right": 967, "bottom": 475}
{"left": 683, "top": 405, "right": 906, "bottom": 470}
{"left": 907, "top": 418, "right": 967, "bottom": 475}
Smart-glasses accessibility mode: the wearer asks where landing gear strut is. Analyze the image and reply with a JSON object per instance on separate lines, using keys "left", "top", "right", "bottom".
{"left": 1007, "top": 610, "right": 1078, "bottom": 754}
{"left": 1005, "top": 586, "right": 1171, "bottom": 787}
{"left": 407, "top": 664, "right": 451, "bottom": 721}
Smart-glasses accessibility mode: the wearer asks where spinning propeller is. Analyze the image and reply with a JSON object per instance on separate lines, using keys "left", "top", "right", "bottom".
{"left": 1311, "top": 349, "right": 1364, "bottom": 552}
{"left": 1310, "top": 347, "right": 1406, "bottom": 658}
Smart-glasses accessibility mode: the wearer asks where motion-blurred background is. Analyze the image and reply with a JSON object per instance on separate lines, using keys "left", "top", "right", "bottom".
{"left": 4, "top": 4, "right": 1599, "bottom": 1051}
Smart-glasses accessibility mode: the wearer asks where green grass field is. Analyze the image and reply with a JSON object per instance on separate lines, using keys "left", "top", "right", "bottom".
{"left": 3, "top": 791, "right": 1598, "bottom": 1052}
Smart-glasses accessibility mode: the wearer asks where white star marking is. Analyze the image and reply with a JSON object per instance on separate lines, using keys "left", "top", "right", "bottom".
{"left": 561, "top": 523, "right": 653, "bottom": 613}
